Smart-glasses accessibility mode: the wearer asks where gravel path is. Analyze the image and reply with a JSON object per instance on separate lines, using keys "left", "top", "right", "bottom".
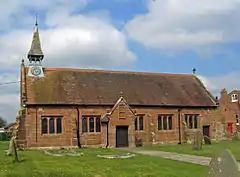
{"left": 121, "top": 148, "right": 211, "bottom": 166}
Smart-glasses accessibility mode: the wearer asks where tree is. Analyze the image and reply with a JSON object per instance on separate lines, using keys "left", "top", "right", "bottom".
{"left": 0, "top": 117, "right": 7, "bottom": 128}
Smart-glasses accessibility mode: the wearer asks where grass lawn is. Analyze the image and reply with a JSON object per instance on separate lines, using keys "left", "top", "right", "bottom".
{"left": 143, "top": 140, "right": 240, "bottom": 161}
{"left": 0, "top": 141, "right": 208, "bottom": 177}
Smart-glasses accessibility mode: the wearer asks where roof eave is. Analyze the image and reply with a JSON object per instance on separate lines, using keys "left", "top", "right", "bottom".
{"left": 25, "top": 103, "right": 217, "bottom": 109}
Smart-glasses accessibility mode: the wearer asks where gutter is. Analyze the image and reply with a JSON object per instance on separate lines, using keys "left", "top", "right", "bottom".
{"left": 25, "top": 103, "right": 217, "bottom": 109}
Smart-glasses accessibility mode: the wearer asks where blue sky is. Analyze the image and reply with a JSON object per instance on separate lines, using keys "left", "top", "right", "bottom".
{"left": 1, "top": 0, "right": 240, "bottom": 122}
{"left": 81, "top": 0, "right": 240, "bottom": 77}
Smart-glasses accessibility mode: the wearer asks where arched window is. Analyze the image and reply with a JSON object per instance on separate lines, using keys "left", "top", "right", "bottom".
{"left": 96, "top": 117, "right": 101, "bottom": 132}
{"left": 89, "top": 117, "right": 94, "bottom": 132}
{"left": 57, "top": 117, "right": 62, "bottom": 134}
{"left": 42, "top": 118, "right": 48, "bottom": 134}
{"left": 82, "top": 117, "right": 88, "bottom": 133}
{"left": 49, "top": 118, "right": 55, "bottom": 134}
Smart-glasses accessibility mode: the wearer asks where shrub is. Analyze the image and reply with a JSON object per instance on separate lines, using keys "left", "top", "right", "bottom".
{"left": 0, "top": 132, "right": 11, "bottom": 141}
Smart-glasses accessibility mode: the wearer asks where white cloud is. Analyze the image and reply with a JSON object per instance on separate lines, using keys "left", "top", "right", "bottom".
{"left": 198, "top": 72, "right": 240, "bottom": 97}
{"left": 125, "top": 0, "right": 240, "bottom": 50}
{"left": 0, "top": 14, "right": 136, "bottom": 69}
{"left": 0, "top": 0, "right": 136, "bottom": 123}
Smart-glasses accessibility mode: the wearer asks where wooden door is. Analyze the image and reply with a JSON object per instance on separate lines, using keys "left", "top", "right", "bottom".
{"left": 116, "top": 126, "right": 128, "bottom": 147}
{"left": 203, "top": 125, "right": 210, "bottom": 137}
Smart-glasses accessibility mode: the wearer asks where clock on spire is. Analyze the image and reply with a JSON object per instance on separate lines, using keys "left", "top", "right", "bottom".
{"left": 27, "top": 15, "right": 44, "bottom": 77}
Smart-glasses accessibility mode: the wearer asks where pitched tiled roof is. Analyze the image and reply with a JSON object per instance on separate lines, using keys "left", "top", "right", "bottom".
{"left": 4, "top": 122, "right": 16, "bottom": 129}
{"left": 25, "top": 68, "right": 217, "bottom": 107}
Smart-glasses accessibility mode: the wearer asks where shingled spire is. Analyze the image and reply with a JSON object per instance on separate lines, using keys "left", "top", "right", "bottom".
{"left": 27, "top": 17, "right": 45, "bottom": 77}
{"left": 27, "top": 18, "right": 44, "bottom": 62}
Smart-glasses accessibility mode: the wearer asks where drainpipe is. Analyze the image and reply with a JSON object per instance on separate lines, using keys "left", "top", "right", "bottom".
{"left": 35, "top": 107, "right": 38, "bottom": 142}
{"left": 178, "top": 109, "right": 182, "bottom": 144}
{"left": 76, "top": 107, "right": 81, "bottom": 148}
{"left": 106, "top": 121, "right": 109, "bottom": 147}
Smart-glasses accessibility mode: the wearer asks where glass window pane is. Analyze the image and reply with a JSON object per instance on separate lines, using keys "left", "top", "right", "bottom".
{"left": 139, "top": 116, "right": 144, "bottom": 130}
{"left": 135, "top": 117, "right": 138, "bottom": 130}
{"left": 42, "top": 118, "right": 48, "bottom": 134}
{"left": 49, "top": 118, "right": 55, "bottom": 134}
{"left": 96, "top": 117, "right": 101, "bottom": 132}
{"left": 194, "top": 115, "right": 198, "bottom": 129}
{"left": 185, "top": 115, "right": 188, "bottom": 127}
{"left": 168, "top": 116, "right": 172, "bottom": 130}
{"left": 89, "top": 117, "right": 94, "bottom": 132}
{"left": 163, "top": 116, "right": 167, "bottom": 130}
{"left": 158, "top": 116, "right": 162, "bottom": 130}
{"left": 82, "top": 117, "right": 88, "bottom": 133}
{"left": 189, "top": 116, "right": 193, "bottom": 129}
{"left": 57, "top": 117, "right": 62, "bottom": 134}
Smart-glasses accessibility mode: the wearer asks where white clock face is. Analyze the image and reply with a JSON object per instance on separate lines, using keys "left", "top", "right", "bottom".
{"left": 31, "top": 66, "right": 41, "bottom": 76}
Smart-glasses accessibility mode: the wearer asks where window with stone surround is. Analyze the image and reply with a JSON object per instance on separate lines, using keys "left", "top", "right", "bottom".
{"left": 135, "top": 115, "right": 144, "bottom": 131}
{"left": 184, "top": 114, "right": 199, "bottom": 129}
{"left": 82, "top": 115, "right": 101, "bottom": 133}
{"left": 232, "top": 94, "right": 238, "bottom": 102}
{"left": 158, "top": 114, "right": 173, "bottom": 130}
{"left": 41, "top": 116, "right": 63, "bottom": 135}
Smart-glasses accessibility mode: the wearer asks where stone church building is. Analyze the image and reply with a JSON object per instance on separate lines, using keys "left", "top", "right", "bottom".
{"left": 15, "top": 22, "right": 218, "bottom": 149}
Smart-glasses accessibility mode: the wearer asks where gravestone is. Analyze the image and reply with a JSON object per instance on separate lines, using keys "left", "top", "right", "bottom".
{"left": 204, "top": 135, "right": 211, "bottom": 145}
{"left": 208, "top": 150, "right": 240, "bottom": 177}
{"left": 193, "top": 130, "right": 202, "bottom": 150}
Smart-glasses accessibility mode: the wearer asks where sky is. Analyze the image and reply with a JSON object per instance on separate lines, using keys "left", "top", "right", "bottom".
{"left": 1, "top": 0, "right": 240, "bottom": 123}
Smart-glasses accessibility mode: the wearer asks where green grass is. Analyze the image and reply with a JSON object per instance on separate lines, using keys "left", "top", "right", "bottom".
{"left": 143, "top": 141, "right": 240, "bottom": 161}
{"left": 0, "top": 142, "right": 207, "bottom": 177}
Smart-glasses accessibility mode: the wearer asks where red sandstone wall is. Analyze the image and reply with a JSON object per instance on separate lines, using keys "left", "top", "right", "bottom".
{"left": 23, "top": 105, "right": 213, "bottom": 148}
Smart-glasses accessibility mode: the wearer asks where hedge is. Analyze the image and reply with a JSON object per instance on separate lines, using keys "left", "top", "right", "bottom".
{"left": 0, "top": 132, "right": 11, "bottom": 141}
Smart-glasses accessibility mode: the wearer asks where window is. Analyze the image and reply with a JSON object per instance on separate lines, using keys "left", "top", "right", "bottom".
{"left": 57, "top": 117, "right": 62, "bottom": 134}
{"left": 82, "top": 115, "right": 101, "bottom": 133}
{"left": 158, "top": 114, "right": 173, "bottom": 130}
{"left": 236, "top": 114, "right": 239, "bottom": 124}
{"left": 194, "top": 115, "right": 198, "bottom": 129}
{"left": 163, "top": 116, "right": 167, "bottom": 130}
{"left": 41, "top": 118, "right": 48, "bottom": 134}
{"left": 135, "top": 117, "right": 138, "bottom": 130}
{"left": 139, "top": 116, "right": 144, "bottom": 130}
{"left": 158, "top": 116, "right": 162, "bottom": 130}
{"left": 135, "top": 115, "right": 144, "bottom": 131}
{"left": 82, "top": 117, "right": 88, "bottom": 133}
{"left": 89, "top": 117, "right": 94, "bottom": 132}
{"left": 96, "top": 117, "right": 101, "bottom": 132}
{"left": 49, "top": 118, "right": 55, "bottom": 134}
{"left": 189, "top": 116, "right": 193, "bottom": 129}
{"left": 185, "top": 114, "right": 198, "bottom": 129}
{"left": 41, "top": 116, "right": 62, "bottom": 135}
{"left": 168, "top": 116, "right": 172, "bottom": 130}
{"left": 232, "top": 94, "right": 238, "bottom": 102}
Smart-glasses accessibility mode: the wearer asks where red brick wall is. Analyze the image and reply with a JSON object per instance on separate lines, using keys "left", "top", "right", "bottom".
{"left": 19, "top": 105, "right": 214, "bottom": 148}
